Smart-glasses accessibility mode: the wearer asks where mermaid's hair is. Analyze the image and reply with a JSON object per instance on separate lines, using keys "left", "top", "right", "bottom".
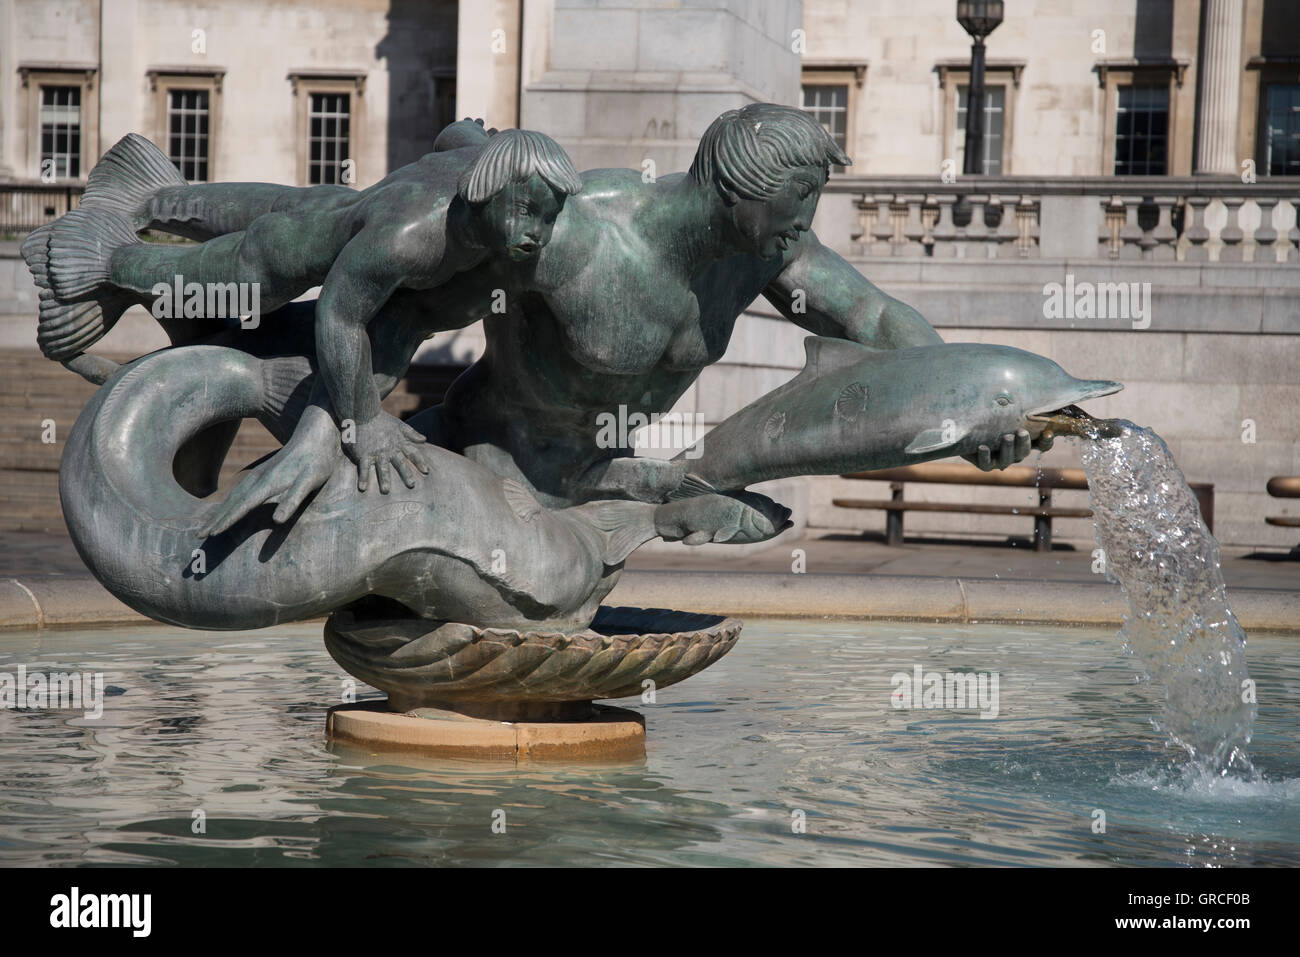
{"left": 457, "top": 128, "right": 583, "bottom": 204}
{"left": 688, "top": 103, "right": 851, "bottom": 203}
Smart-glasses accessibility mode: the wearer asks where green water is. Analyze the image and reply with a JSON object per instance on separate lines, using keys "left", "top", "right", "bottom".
{"left": 0, "top": 619, "right": 1297, "bottom": 866}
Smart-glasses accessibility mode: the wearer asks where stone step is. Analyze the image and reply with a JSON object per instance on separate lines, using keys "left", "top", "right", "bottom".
{"left": 0, "top": 468, "right": 66, "bottom": 534}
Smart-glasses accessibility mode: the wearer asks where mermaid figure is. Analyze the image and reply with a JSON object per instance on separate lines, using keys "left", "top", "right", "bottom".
{"left": 25, "top": 122, "right": 582, "bottom": 496}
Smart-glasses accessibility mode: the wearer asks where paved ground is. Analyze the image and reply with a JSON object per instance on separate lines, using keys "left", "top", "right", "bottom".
{"left": 4, "top": 527, "right": 1296, "bottom": 591}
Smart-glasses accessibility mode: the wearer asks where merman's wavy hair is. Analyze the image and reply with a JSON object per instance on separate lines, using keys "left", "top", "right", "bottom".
{"left": 457, "top": 128, "right": 583, "bottom": 204}
{"left": 688, "top": 104, "right": 851, "bottom": 204}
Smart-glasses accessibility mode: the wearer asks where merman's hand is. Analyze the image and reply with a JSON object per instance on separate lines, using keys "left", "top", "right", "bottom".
{"left": 344, "top": 411, "right": 430, "bottom": 493}
{"left": 962, "top": 428, "right": 1053, "bottom": 472}
{"left": 200, "top": 408, "right": 341, "bottom": 536}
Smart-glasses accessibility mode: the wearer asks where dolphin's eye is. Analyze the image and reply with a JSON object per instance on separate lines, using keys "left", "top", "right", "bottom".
{"left": 995, "top": 393, "right": 1013, "bottom": 407}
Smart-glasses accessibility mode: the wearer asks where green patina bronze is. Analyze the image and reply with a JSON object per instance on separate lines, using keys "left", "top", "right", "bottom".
{"left": 22, "top": 104, "right": 1121, "bottom": 637}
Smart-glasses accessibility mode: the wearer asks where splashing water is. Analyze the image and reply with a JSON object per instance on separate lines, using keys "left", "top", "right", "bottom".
{"left": 1080, "top": 421, "right": 1256, "bottom": 775}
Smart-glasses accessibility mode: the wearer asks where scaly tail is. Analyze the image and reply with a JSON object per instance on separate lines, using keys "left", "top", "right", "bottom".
{"left": 25, "top": 207, "right": 139, "bottom": 360}
{"left": 80, "top": 133, "right": 187, "bottom": 220}
{"left": 21, "top": 135, "right": 182, "bottom": 365}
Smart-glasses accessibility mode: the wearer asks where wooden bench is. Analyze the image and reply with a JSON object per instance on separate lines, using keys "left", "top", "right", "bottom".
{"left": 1265, "top": 476, "right": 1300, "bottom": 530}
{"left": 835, "top": 463, "right": 1214, "bottom": 552}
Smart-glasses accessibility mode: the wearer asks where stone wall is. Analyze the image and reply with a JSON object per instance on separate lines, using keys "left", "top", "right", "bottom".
{"left": 518, "top": 0, "right": 802, "bottom": 173}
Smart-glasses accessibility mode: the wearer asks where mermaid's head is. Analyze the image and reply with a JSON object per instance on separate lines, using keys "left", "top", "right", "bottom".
{"left": 458, "top": 129, "right": 583, "bottom": 261}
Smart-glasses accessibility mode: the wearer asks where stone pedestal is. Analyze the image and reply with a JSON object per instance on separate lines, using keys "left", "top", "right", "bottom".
{"left": 327, "top": 700, "right": 646, "bottom": 762}
{"left": 323, "top": 605, "right": 741, "bottom": 761}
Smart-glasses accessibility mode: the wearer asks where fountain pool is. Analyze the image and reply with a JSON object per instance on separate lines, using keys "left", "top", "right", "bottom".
{"left": 0, "top": 618, "right": 1296, "bottom": 867}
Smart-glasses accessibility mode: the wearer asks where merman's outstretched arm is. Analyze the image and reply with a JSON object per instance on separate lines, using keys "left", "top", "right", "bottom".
{"left": 762, "top": 231, "right": 1045, "bottom": 471}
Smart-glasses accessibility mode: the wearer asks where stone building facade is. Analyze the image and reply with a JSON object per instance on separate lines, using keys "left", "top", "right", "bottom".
{"left": 0, "top": 0, "right": 458, "bottom": 187}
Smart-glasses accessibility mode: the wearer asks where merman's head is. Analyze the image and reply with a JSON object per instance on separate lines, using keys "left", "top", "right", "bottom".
{"left": 689, "top": 104, "right": 851, "bottom": 260}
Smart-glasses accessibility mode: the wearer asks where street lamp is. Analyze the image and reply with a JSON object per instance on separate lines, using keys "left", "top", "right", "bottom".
{"left": 957, "top": 1, "right": 1004, "bottom": 175}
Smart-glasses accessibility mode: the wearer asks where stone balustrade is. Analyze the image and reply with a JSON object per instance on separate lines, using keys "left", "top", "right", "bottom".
{"left": 823, "top": 176, "right": 1300, "bottom": 264}
{"left": 0, "top": 182, "right": 82, "bottom": 237}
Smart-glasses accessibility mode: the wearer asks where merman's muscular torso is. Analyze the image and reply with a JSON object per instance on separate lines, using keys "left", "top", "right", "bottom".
{"left": 430, "top": 169, "right": 790, "bottom": 505}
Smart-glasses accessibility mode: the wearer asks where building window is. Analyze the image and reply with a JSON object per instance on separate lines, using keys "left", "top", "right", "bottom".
{"left": 955, "top": 85, "right": 1005, "bottom": 175}
{"left": 1264, "top": 83, "right": 1300, "bottom": 176}
{"left": 308, "top": 92, "right": 351, "bottom": 185}
{"left": 40, "top": 86, "right": 82, "bottom": 178}
{"left": 167, "top": 89, "right": 210, "bottom": 182}
{"left": 20, "top": 66, "right": 98, "bottom": 180}
{"left": 937, "top": 60, "right": 1022, "bottom": 176}
{"left": 1114, "top": 84, "right": 1169, "bottom": 175}
{"left": 290, "top": 71, "right": 364, "bottom": 187}
{"left": 802, "top": 83, "right": 849, "bottom": 172}
{"left": 147, "top": 70, "right": 223, "bottom": 182}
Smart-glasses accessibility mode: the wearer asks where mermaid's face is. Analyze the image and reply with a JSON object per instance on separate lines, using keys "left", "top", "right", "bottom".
{"left": 475, "top": 174, "right": 565, "bottom": 261}
{"left": 728, "top": 164, "right": 825, "bottom": 260}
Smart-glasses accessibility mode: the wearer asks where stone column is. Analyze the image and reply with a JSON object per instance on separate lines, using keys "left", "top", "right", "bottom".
{"left": 1194, "top": 0, "right": 1244, "bottom": 174}
{"left": 455, "top": 0, "right": 520, "bottom": 130}
{"left": 98, "top": 0, "right": 140, "bottom": 155}
{"left": 0, "top": 0, "right": 14, "bottom": 177}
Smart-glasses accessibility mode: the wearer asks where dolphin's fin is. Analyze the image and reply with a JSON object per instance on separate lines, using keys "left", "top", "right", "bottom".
{"left": 666, "top": 473, "right": 720, "bottom": 500}
{"left": 803, "top": 336, "right": 877, "bottom": 376}
{"left": 905, "top": 425, "right": 969, "bottom": 455}
{"left": 502, "top": 479, "right": 544, "bottom": 523}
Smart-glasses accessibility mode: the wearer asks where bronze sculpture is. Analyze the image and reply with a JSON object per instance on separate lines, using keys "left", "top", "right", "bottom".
{"left": 22, "top": 104, "right": 1121, "bottom": 749}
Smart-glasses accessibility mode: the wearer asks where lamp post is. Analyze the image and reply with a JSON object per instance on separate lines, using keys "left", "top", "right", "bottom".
{"left": 957, "top": 1, "right": 1005, "bottom": 175}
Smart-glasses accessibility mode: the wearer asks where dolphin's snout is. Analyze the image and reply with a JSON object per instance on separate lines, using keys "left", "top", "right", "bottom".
{"left": 1026, "top": 405, "right": 1124, "bottom": 440}
{"left": 1075, "top": 379, "right": 1124, "bottom": 401}
{"left": 1023, "top": 374, "right": 1123, "bottom": 440}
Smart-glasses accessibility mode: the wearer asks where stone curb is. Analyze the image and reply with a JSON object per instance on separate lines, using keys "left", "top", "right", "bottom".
{"left": 0, "top": 570, "right": 1296, "bottom": 634}
{"left": 605, "top": 571, "right": 1300, "bottom": 634}
{"left": 0, "top": 575, "right": 150, "bottom": 630}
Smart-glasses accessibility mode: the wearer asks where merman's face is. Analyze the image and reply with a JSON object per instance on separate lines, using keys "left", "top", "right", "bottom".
{"left": 475, "top": 174, "right": 566, "bottom": 261}
{"left": 728, "top": 163, "right": 825, "bottom": 259}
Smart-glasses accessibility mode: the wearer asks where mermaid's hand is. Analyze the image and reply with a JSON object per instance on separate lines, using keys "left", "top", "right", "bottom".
{"left": 200, "top": 412, "right": 341, "bottom": 536}
{"left": 344, "top": 412, "right": 429, "bottom": 494}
